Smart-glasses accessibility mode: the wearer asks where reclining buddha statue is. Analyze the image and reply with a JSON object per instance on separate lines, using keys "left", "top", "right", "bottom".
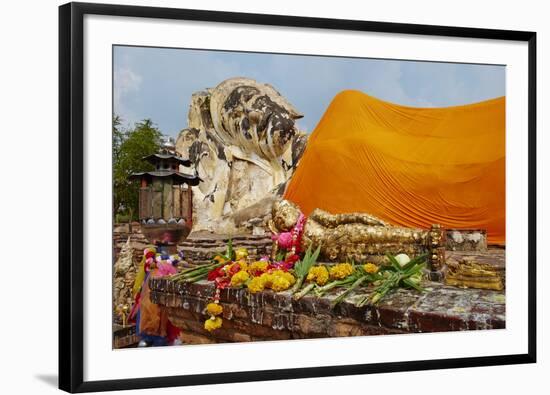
{"left": 268, "top": 199, "right": 445, "bottom": 270}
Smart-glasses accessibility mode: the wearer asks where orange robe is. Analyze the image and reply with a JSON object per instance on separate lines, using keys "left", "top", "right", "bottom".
{"left": 285, "top": 91, "right": 505, "bottom": 245}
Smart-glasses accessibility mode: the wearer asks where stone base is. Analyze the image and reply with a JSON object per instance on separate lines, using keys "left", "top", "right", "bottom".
{"left": 113, "top": 227, "right": 505, "bottom": 345}
{"left": 428, "top": 265, "right": 448, "bottom": 282}
{"left": 446, "top": 249, "right": 505, "bottom": 288}
{"left": 113, "top": 324, "right": 139, "bottom": 349}
{"left": 149, "top": 256, "right": 505, "bottom": 345}
{"left": 445, "top": 229, "right": 488, "bottom": 251}
{"left": 178, "top": 233, "right": 272, "bottom": 264}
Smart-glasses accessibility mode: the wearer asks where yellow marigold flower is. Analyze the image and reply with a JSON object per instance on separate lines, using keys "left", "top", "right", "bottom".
{"left": 204, "top": 316, "right": 222, "bottom": 332}
{"left": 238, "top": 260, "right": 248, "bottom": 272}
{"left": 307, "top": 265, "right": 329, "bottom": 285}
{"left": 329, "top": 263, "right": 354, "bottom": 280}
{"left": 235, "top": 247, "right": 249, "bottom": 261}
{"left": 363, "top": 262, "right": 379, "bottom": 274}
{"left": 260, "top": 273, "right": 274, "bottom": 288}
{"left": 247, "top": 276, "right": 265, "bottom": 293}
{"left": 206, "top": 302, "right": 223, "bottom": 316}
{"left": 281, "top": 271, "right": 296, "bottom": 285}
{"left": 248, "top": 261, "right": 269, "bottom": 274}
{"left": 306, "top": 270, "right": 315, "bottom": 282}
{"left": 213, "top": 255, "right": 228, "bottom": 264}
{"left": 230, "top": 270, "right": 250, "bottom": 287}
{"left": 271, "top": 276, "right": 291, "bottom": 292}
{"left": 270, "top": 269, "right": 296, "bottom": 285}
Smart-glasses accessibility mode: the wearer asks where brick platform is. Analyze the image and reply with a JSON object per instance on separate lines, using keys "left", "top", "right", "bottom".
{"left": 149, "top": 273, "right": 505, "bottom": 344}
{"left": 114, "top": 226, "right": 505, "bottom": 345}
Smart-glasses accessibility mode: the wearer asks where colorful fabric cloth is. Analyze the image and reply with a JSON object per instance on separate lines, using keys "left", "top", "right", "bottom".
{"left": 285, "top": 91, "right": 505, "bottom": 244}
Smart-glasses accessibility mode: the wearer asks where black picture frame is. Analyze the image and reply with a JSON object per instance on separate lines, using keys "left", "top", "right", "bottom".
{"left": 59, "top": 2, "right": 537, "bottom": 393}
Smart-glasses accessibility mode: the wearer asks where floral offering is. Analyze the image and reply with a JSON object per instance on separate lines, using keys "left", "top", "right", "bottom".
{"left": 329, "top": 263, "right": 355, "bottom": 280}
{"left": 307, "top": 265, "right": 329, "bottom": 286}
{"left": 167, "top": 238, "right": 427, "bottom": 333}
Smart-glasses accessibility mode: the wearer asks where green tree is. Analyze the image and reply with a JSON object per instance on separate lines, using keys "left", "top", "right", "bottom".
{"left": 112, "top": 115, "right": 124, "bottom": 166}
{"left": 113, "top": 117, "right": 162, "bottom": 221}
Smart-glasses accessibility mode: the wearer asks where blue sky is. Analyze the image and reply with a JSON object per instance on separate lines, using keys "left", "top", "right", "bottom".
{"left": 113, "top": 46, "right": 505, "bottom": 138}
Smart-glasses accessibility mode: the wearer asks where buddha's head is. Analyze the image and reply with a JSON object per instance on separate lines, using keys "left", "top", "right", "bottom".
{"left": 271, "top": 199, "right": 302, "bottom": 232}
{"left": 209, "top": 78, "right": 303, "bottom": 161}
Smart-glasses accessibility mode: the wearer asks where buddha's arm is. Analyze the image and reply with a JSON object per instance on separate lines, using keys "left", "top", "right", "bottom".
{"left": 309, "top": 208, "right": 388, "bottom": 228}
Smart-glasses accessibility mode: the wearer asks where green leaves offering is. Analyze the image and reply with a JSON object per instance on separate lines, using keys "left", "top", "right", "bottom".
{"left": 330, "top": 275, "right": 368, "bottom": 308}
{"left": 170, "top": 261, "right": 220, "bottom": 283}
{"left": 171, "top": 239, "right": 234, "bottom": 283}
{"left": 170, "top": 244, "right": 427, "bottom": 308}
{"left": 290, "top": 245, "right": 321, "bottom": 295}
{"left": 288, "top": 251, "right": 428, "bottom": 308}
{"left": 329, "top": 262, "right": 380, "bottom": 307}
{"left": 387, "top": 252, "right": 428, "bottom": 274}
{"left": 356, "top": 253, "right": 428, "bottom": 307}
{"left": 222, "top": 237, "right": 235, "bottom": 262}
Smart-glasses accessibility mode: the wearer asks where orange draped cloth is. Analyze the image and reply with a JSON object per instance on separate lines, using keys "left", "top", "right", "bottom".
{"left": 285, "top": 90, "right": 505, "bottom": 245}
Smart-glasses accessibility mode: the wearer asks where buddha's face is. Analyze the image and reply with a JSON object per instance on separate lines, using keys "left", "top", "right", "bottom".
{"left": 272, "top": 199, "right": 301, "bottom": 232}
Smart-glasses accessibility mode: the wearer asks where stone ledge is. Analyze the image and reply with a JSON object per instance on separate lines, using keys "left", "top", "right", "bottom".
{"left": 149, "top": 277, "right": 505, "bottom": 343}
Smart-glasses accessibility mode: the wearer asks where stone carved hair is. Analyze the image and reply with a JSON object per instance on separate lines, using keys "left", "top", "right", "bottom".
{"left": 208, "top": 78, "right": 303, "bottom": 162}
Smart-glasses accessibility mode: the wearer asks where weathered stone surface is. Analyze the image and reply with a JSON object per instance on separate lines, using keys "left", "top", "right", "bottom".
{"left": 179, "top": 331, "right": 216, "bottom": 344}
{"left": 113, "top": 226, "right": 505, "bottom": 345}
{"left": 446, "top": 249, "right": 505, "bottom": 270}
{"left": 178, "top": 233, "right": 272, "bottom": 264}
{"left": 445, "top": 249, "right": 505, "bottom": 289}
{"left": 175, "top": 78, "right": 308, "bottom": 233}
{"left": 112, "top": 226, "right": 272, "bottom": 299}
{"left": 149, "top": 260, "right": 506, "bottom": 345}
{"left": 113, "top": 236, "right": 141, "bottom": 324}
{"left": 445, "top": 229, "right": 488, "bottom": 251}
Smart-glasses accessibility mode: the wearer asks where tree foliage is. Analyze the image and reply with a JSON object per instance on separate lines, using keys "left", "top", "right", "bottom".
{"left": 113, "top": 117, "right": 162, "bottom": 221}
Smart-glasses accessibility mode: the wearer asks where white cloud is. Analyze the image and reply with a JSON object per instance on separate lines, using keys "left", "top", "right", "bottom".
{"left": 113, "top": 67, "right": 142, "bottom": 122}
{"left": 112, "top": 46, "right": 503, "bottom": 135}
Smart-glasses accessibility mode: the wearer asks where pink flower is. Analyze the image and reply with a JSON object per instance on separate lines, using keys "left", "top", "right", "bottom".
{"left": 156, "top": 262, "right": 177, "bottom": 277}
{"left": 273, "top": 231, "right": 293, "bottom": 249}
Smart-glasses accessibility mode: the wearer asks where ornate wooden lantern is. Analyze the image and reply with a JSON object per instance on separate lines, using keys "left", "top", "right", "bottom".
{"left": 129, "top": 139, "right": 201, "bottom": 253}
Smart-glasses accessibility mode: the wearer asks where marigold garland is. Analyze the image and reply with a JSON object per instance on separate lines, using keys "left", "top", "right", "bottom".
{"left": 248, "top": 260, "right": 269, "bottom": 276}
{"left": 193, "top": 239, "right": 429, "bottom": 336}
{"left": 206, "top": 302, "right": 223, "bottom": 316}
{"left": 259, "top": 273, "right": 274, "bottom": 288}
{"left": 213, "top": 255, "right": 228, "bottom": 264}
{"left": 307, "top": 265, "right": 329, "bottom": 285}
{"left": 203, "top": 288, "right": 223, "bottom": 332}
{"left": 363, "top": 262, "right": 379, "bottom": 274}
{"left": 271, "top": 276, "right": 291, "bottom": 292}
{"left": 271, "top": 269, "right": 296, "bottom": 286}
{"left": 230, "top": 270, "right": 250, "bottom": 287}
{"left": 245, "top": 270, "right": 296, "bottom": 293}
{"left": 329, "top": 263, "right": 355, "bottom": 280}
{"left": 204, "top": 316, "right": 223, "bottom": 332}
{"left": 247, "top": 276, "right": 266, "bottom": 294}
{"left": 235, "top": 247, "right": 249, "bottom": 261}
